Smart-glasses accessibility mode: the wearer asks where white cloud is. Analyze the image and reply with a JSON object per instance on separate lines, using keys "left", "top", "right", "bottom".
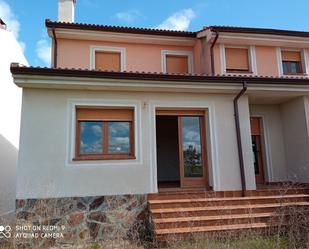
{"left": 114, "top": 9, "right": 141, "bottom": 23}
{"left": 36, "top": 39, "right": 51, "bottom": 66}
{"left": 156, "top": 8, "right": 196, "bottom": 31}
{"left": 0, "top": 0, "right": 25, "bottom": 51}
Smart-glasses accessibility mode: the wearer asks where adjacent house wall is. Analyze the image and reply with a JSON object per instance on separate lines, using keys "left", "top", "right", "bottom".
{"left": 250, "top": 104, "right": 288, "bottom": 182}
{"left": 0, "top": 28, "right": 28, "bottom": 217}
{"left": 17, "top": 88, "right": 256, "bottom": 199}
{"left": 281, "top": 97, "right": 309, "bottom": 183}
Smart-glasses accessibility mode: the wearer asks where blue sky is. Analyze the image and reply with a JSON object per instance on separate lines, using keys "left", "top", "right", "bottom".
{"left": 1, "top": 0, "right": 309, "bottom": 67}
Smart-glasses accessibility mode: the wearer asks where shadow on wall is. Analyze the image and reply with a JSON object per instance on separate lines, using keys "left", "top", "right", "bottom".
{"left": 0, "top": 134, "right": 17, "bottom": 218}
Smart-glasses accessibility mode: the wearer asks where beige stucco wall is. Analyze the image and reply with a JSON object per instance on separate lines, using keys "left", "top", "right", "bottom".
{"left": 17, "top": 88, "right": 256, "bottom": 199}
{"left": 57, "top": 38, "right": 195, "bottom": 73}
{"left": 280, "top": 97, "right": 309, "bottom": 183}
{"left": 250, "top": 104, "right": 288, "bottom": 182}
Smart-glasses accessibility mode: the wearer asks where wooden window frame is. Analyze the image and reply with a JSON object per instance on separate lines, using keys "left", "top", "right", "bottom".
{"left": 282, "top": 60, "right": 303, "bottom": 75}
{"left": 74, "top": 108, "right": 135, "bottom": 161}
{"left": 90, "top": 46, "right": 126, "bottom": 71}
{"left": 281, "top": 50, "right": 303, "bottom": 75}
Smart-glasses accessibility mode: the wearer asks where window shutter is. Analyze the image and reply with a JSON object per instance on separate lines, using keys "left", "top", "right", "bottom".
{"left": 76, "top": 108, "right": 134, "bottom": 121}
{"left": 225, "top": 48, "right": 249, "bottom": 71}
{"left": 281, "top": 51, "right": 301, "bottom": 62}
{"left": 95, "top": 51, "right": 121, "bottom": 71}
{"left": 166, "top": 55, "right": 189, "bottom": 74}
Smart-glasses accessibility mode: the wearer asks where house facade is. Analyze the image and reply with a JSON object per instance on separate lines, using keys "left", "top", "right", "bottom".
{"left": 10, "top": 0, "right": 309, "bottom": 245}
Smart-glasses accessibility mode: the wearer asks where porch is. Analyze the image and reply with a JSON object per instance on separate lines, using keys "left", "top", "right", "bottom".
{"left": 154, "top": 92, "right": 309, "bottom": 192}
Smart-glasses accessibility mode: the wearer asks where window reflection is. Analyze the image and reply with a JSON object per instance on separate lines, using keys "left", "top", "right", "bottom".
{"left": 80, "top": 121, "right": 103, "bottom": 154}
{"left": 108, "top": 122, "right": 130, "bottom": 153}
{"left": 182, "top": 117, "right": 203, "bottom": 177}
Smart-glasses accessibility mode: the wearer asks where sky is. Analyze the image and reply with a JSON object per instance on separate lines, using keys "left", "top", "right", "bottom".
{"left": 1, "top": 0, "right": 309, "bottom": 67}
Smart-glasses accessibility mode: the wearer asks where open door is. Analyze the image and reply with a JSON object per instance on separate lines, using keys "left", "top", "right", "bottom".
{"left": 156, "top": 110, "right": 208, "bottom": 189}
{"left": 250, "top": 117, "right": 265, "bottom": 184}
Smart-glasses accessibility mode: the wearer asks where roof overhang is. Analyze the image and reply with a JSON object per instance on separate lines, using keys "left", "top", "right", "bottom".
{"left": 198, "top": 27, "right": 309, "bottom": 48}
{"left": 46, "top": 20, "right": 196, "bottom": 46}
{"left": 10, "top": 66, "right": 309, "bottom": 98}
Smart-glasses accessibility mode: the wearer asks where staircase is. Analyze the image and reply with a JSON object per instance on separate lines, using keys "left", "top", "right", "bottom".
{"left": 148, "top": 187, "right": 309, "bottom": 241}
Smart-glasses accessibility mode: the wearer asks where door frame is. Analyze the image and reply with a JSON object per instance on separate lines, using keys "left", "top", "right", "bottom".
{"left": 156, "top": 109, "right": 209, "bottom": 188}
{"left": 250, "top": 116, "right": 267, "bottom": 184}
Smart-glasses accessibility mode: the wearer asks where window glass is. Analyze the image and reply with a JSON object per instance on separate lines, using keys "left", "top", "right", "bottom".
{"left": 182, "top": 116, "right": 203, "bottom": 177}
{"left": 80, "top": 121, "right": 103, "bottom": 154}
{"left": 108, "top": 122, "right": 130, "bottom": 153}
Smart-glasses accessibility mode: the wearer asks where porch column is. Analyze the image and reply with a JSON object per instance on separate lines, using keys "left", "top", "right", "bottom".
{"left": 281, "top": 96, "right": 309, "bottom": 183}
{"left": 238, "top": 95, "right": 256, "bottom": 190}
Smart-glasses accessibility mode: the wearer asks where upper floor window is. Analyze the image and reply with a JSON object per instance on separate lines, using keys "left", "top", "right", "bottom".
{"left": 95, "top": 51, "right": 121, "bottom": 71}
{"left": 225, "top": 47, "right": 249, "bottom": 73}
{"left": 161, "top": 50, "right": 193, "bottom": 74}
{"left": 90, "top": 46, "right": 126, "bottom": 72}
{"left": 221, "top": 45, "right": 257, "bottom": 75}
{"left": 75, "top": 107, "right": 134, "bottom": 160}
{"left": 281, "top": 50, "right": 303, "bottom": 75}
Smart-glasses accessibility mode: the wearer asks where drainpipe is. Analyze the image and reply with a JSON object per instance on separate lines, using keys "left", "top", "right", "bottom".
{"left": 52, "top": 27, "right": 58, "bottom": 68}
{"left": 210, "top": 30, "right": 219, "bottom": 75}
{"left": 233, "top": 82, "right": 248, "bottom": 197}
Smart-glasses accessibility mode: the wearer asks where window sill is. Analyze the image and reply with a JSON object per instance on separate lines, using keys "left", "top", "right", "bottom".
{"left": 282, "top": 73, "right": 306, "bottom": 76}
{"left": 226, "top": 70, "right": 253, "bottom": 74}
{"left": 73, "top": 155, "right": 136, "bottom": 161}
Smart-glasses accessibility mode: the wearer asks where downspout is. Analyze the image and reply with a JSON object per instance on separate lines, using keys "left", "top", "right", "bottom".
{"left": 233, "top": 81, "right": 248, "bottom": 197}
{"left": 51, "top": 27, "right": 58, "bottom": 68}
{"left": 210, "top": 30, "right": 219, "bottom": 75}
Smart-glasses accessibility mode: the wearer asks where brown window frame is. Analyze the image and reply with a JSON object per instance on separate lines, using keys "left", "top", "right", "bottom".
{"left": 74, "top": 107, "right": 135, "bottom": 161}
{"left": 282, "top": 61, "right": 303, "bottom": 75}
{"left": 281, "top": 50, "right": 304, "bottom": 75}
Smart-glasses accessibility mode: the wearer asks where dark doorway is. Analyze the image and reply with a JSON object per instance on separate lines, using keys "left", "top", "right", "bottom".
{"left": 156, "top": 116, "right": 180, "bottom": 188}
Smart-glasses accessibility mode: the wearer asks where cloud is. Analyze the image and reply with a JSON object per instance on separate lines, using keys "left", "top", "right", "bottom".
{"left": 36, "top": 39, "right": 51, "bottom": 66}
{"left": 0, "top": 0, "right": 19, "bottom": 38}
{"left": 156, "top": 8, "right": 196, "bottom": 31}
{"left": 114, "top": 9, "right": 142, "bottom": 23}
{"left": 0, "top": 0, "right": 25, "bottom": 50}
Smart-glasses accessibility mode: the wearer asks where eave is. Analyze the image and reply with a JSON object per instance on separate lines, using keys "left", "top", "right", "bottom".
{"left": 46, "top": 20, "right": 196, "bottom": 46}
{"left": 10, "top": 65, "right": 309, "bottom": 95}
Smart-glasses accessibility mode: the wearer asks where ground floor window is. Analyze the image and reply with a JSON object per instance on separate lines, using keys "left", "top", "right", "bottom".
{"left": 74, "top": 107, "right": 135, "bottom": 160}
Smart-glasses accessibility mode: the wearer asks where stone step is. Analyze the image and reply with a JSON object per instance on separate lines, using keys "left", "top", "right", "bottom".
{"left": 150, "top": 202, "right": 309, "bottom": 219}
{"left": 155, "top": 222, "right": 285, "bottom": 241}
{"left": 153, "top": 212, "right": 289, "bottom": 229}
{"left": 148, "top": 188, "right": 309, "bottom": 201}
{"left": 149, "top": 194, "right": 309, "bottom": 209}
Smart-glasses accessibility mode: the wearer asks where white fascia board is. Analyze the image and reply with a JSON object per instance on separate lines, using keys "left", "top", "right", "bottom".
{"left": 12, "top": 74, "right": 309, "bottom": 94}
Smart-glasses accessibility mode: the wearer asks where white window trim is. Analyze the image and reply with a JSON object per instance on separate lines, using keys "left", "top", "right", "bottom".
{"left": 277, "top": 47, "right": 309, "bottom": 77}
{"left": 161, "top": 50, "right": 194, "bottom": 74}
{"left": 90, "top": 45, "right": 126, "bottom": 71}
{"left": 66, "top": 99, "right": 143, "bottom": 168}
{"left": 220, "top": 44, "right": 257, "bottom": 75}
